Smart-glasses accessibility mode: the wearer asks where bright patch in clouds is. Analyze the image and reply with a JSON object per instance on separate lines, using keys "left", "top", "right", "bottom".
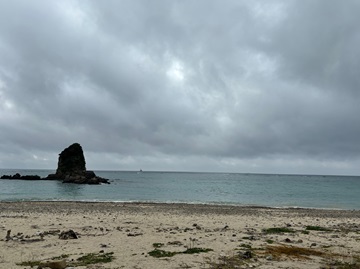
{"left": 166, "top": 61, "right": 185, "bottom": 82}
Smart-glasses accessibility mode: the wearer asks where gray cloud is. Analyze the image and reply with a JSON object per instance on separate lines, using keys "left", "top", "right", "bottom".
{"left": 0, "top": 0, "right": 360, "bottom": 174}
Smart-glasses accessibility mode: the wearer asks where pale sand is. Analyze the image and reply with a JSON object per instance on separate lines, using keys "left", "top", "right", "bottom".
{"left": 0, "top": 202, "right": 359, "bottom": 269}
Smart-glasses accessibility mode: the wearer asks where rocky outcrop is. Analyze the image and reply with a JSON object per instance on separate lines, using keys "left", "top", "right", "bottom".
{"left": 1, "top": 173, "right": 42, "bottom": 180}
{"left": 0, "top": 143, "right": 110, "bottom": 184}
{"left": 45, "top": 143, "right": 110, "bottom": 184}
{"left": 56, "top": 143, "right": 86, "bottom": 178}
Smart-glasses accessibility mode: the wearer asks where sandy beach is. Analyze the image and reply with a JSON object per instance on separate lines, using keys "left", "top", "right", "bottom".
{"left": 0, "top": 202, "right": 359, "bottom": 269}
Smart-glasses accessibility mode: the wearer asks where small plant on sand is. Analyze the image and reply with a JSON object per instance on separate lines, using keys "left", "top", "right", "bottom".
{"left": 305, "top": 225, "right": 332, "bottom": 232}
{"left": 206, "top": 256, "right": 244, "bottom": 268}
{"left": 205, "top": 251, "right": 254, "bottom": 269}
{"left": 152, "top": 242, "right": 164, "bottom": 248}
{"left": 148, "top": 249, "right": 177, "bottom": 258}
{"left": 263, "top": 227, "right": 295, "bottom": 234}
{"left": 183, "top": 248, "right": 212, "bottom": 254}
{"left": 72, "top": 252, "right": 114, "bottom": 266}
{"left": 51, "top": 254, "right": 70, "bottom": 260}
{"left": 239, "top": 243, "right": 252, "bottom": 249}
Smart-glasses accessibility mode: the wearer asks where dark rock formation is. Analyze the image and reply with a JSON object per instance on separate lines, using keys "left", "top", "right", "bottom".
{"left": 57, "top": 143, "right": 86, "bottom": 178}
{"left": 45, "top": 143, "right": 109, "bottom": 184}
{"left": 1, "top": 173, "right": 42, "bottom": 180}
{"left": 0, "top": 143, "right": 110, "bottom": 184}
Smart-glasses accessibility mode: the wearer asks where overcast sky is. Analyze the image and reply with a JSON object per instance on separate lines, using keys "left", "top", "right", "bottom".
{"left": 1, "top": 0, "right": 360, "bottom": 175}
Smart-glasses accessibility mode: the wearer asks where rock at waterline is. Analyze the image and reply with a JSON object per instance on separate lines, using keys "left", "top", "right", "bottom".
{"left": 45, "top": 143, "right": 110, "bottom": 184}
{"left": 0, "top": 173, "right": 42, "bottom": 180}
{"left": 56, "top": 143, "right": 86, "bottom": 177}
{"left": 0, "top": 143, "right": 110, "bottom": 184}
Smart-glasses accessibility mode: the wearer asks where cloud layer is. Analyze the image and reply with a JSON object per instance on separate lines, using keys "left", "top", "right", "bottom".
{"left": 1, "top": 0, "right": 360, "bottom": 175}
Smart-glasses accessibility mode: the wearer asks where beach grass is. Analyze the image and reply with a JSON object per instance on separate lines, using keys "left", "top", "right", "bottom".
{"left": 264, "top": 245, "right": 325, "bottom": 260}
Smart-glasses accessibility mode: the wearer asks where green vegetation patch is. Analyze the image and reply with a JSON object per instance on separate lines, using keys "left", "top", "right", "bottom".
{"left": 16, "top": 252, "right": 114, "bottom": 267}
{"left": 51, "top": 254, "right": 70, "bottom": 260}
{"left": 305, "top": 225, "right": 332, "bottom": 232}
{"left": 16, "top": 254, "right": 70, "bottom": 267}
{"left": 148, "top": 249, "right": 177, "bottom": 258}
{"left": 182, "top": 248, "right": 212, "bottom": 254}
{"left": 263, "top": 227, "right": 296, "bottom": 234}
{"left": 16, "top": 260, "right": 41, "bottom": 267}
{"left": 73, "top": 252, "right": 114, "bottom": 266}
{"left": 239, "top": 243, "right": 252, "bottom": 249}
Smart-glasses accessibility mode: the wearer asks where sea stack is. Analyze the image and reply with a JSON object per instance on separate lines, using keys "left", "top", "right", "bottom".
{"left": 46, "top": 143, "right": 109, "bottom": 184}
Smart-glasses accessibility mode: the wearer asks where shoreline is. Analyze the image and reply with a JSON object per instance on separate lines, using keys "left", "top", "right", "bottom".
{"left": 1, "top": 200, "right": 360, "bottom": 215}
{"left": 1, "top": 201, "right": 360, "bottom": 268}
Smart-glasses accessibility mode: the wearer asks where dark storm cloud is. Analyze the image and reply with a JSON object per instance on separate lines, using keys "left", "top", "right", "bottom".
{"left": 0, "top": 0, "right": 360, "bottom": 174}
{"left": 266, "top": 0, "right": 360, "bottom": 94}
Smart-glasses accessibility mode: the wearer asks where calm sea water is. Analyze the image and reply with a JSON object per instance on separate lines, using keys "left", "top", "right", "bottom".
{"left": 0, "top": 169, "right": 359, "bottom": 210}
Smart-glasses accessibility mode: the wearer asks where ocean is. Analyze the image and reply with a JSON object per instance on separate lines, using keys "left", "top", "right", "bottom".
{"left": 0, "top": 169, "right": 359, "bottom": 210}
